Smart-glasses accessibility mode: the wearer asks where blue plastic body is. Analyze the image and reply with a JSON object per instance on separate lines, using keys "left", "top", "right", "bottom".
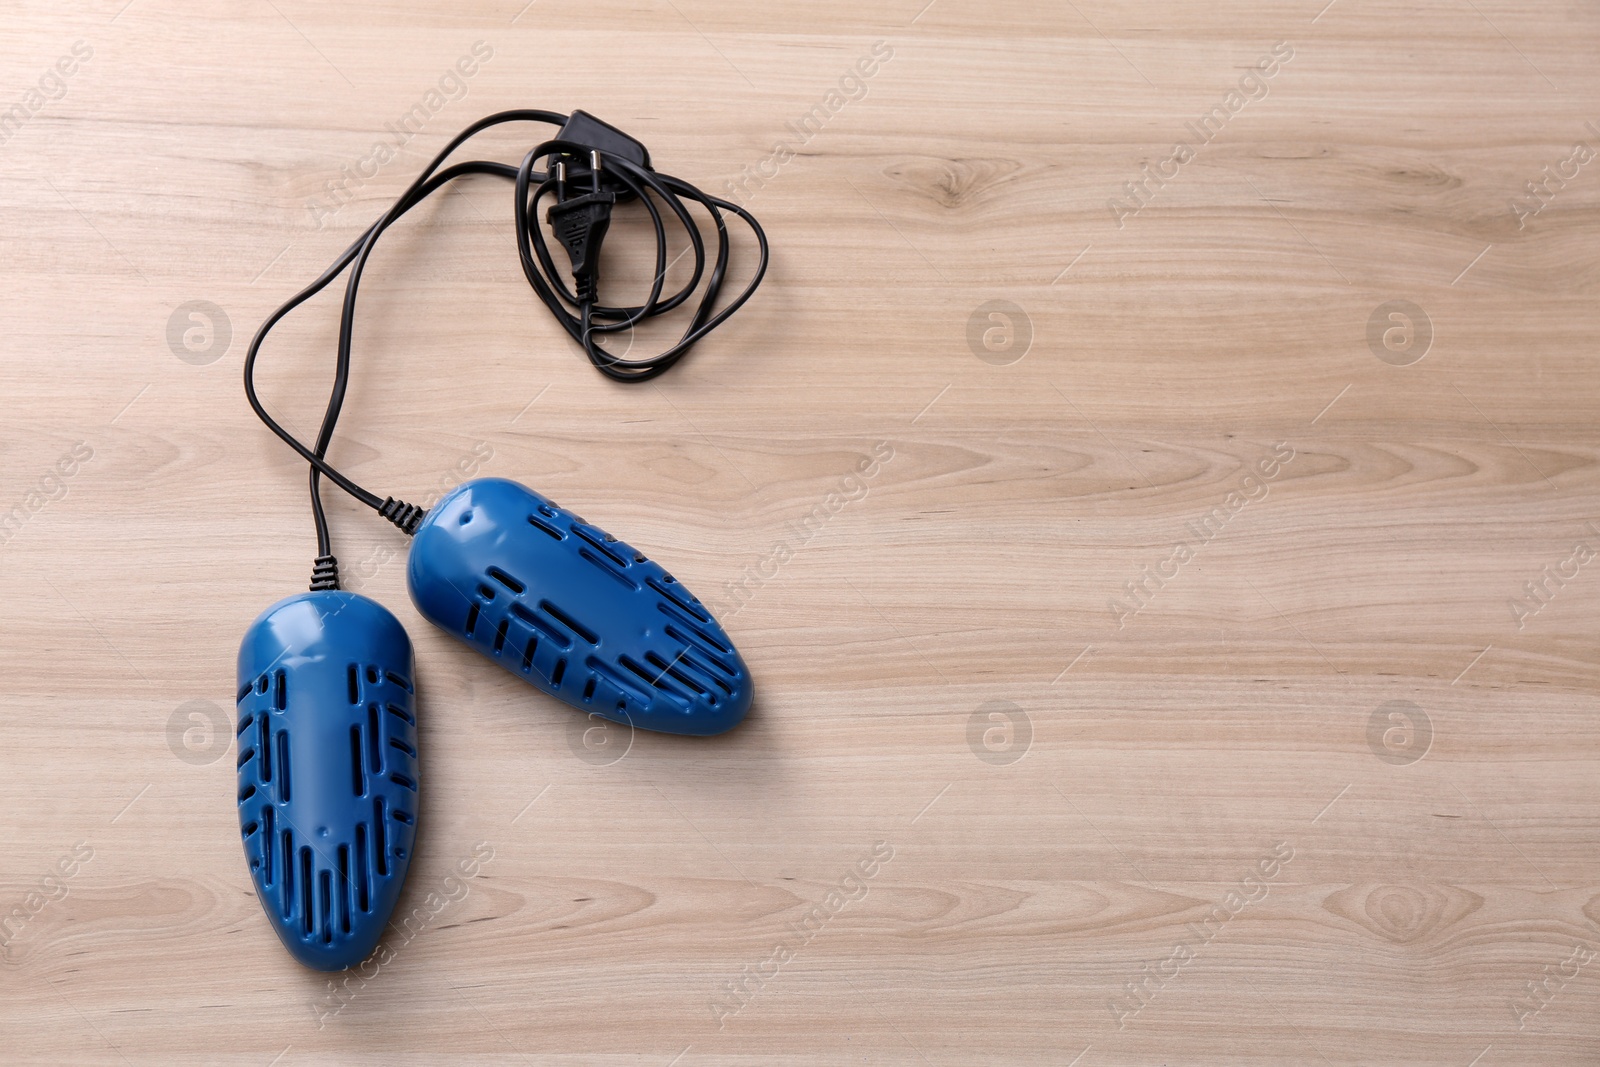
{"left": 407, "top": 477, "right": 752, "bottom": 736}
{"left": 236, "top": 591, "right": 419, "bottom": 971}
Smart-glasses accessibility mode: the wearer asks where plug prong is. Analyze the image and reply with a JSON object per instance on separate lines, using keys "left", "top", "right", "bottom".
{"left": 589, "top": 149, "right": 602, "bottom": 193}
{"left": 553, "top": 160, "right": 567, "bottom": 198}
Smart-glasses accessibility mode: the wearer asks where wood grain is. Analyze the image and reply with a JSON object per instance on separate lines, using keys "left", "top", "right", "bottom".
{"left": 2, "top": 0, "right": 1598, "bottom": 1063}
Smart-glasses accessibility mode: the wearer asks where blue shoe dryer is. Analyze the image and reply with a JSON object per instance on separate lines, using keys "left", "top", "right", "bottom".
{"left": 236, "top": 592, "right": 419, "bottom": 971}
{"left": 408, "top": 478, "right": 753, "bottom": 737}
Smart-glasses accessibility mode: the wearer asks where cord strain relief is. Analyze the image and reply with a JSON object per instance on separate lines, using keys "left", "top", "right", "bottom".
{"left": 378, "top": 497, "right": 426, "bottom": 535}
{"left": 310, "top": 554, "right": 340, "bottom": 591}
{"left": 576, "top": 273, "right": 599, "bottom": 305}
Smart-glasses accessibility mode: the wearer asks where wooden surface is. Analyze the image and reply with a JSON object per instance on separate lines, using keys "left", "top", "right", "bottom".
{"left": 2, "top": 1, "right": 1598, "bottom": 1063}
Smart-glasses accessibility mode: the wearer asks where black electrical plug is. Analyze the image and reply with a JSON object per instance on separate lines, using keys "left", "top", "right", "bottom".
{"left": 546, "top": 151, "right": 615, "bottom": 303}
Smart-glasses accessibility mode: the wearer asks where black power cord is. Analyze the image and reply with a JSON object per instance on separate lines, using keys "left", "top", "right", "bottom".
{"left": 242, "top": 109, "right": 769, "bottom": 591}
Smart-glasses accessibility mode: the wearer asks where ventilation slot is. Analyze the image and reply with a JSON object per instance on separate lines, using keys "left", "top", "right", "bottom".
{"left": 386, "top": 702, "right": 414, "bottom": 727}
{"left": 367, "top": 705, "right": 382, "bottom": 774}
{"left": 679, "top": 649, "right": 736, "bottom": 694}
{"left": 464, "top": 603, "right": 480, "bottom": 636}
{"left": 649, "top": 577, "right": 711, "bottom": 622}
{"left": 238, "top": 784, "right": 257, "bottom": 803}
{"left": 391, "top": 808, "right": 414, "bottom": 825}
{"left": 584, "top": 656, "right": 654, "bottom": 704}
{"left": 582, "top": 677, "right": 597, "bottom": 702}
{"left": 526, "top": 514, "right": 564, "bottom": 540}
{"left": 241, "top": 820, "right": 259, "bottom": 836}
{"left": 620, "top": 654, "right": 690, "bottom": 701}
{"left": 319, "top": 869, "right": 333, "bottom": 943}
{"left": 236, "top": 746, "right": 255, "bottom": 770}
{"left": 280, "top": 830, "right": 295, "bottom": 919}
{"left": 274, "top": 670, "right": 287, "bottom": 711}
{"left": 389, "top": 736, "right": 416, "bottom": 758}
{"left": 350, "top": 726, "right": 364, "bottom": 797}
{"left": 663, "top": 620, "right": 736, "bottom": 669}
{"left": 354, "top": 824, "right": 370, "bottom": 912}
{"left": 366, "top": 667, "right": 379, "bottom": 685}
{"left": 373, "top": 798, "right": 388, "bottom": 877}
{"left": 389, "top": 772, "right": 417, "bottom": 791}
{"left": 646, "top": 651, "right": 711, "bottom": 699}
{"left": 571, "top": 525, "right": 630, "bottom": 566}
{"left": 478, "top": 583, "right": 496, "bottom": 601}
{"left": 236, "top": 682, "right": 252, "bottom": 704}
{"left": 235, "top": 716, "right": 252, "bottom": 738}
{"left": 262, "top": 806, "right": 274, "bottom": 885}
{"left": 257, "top": 675, "right": 269, "bottom": 694}
{"left": 658, "top": 607, "right": 732, "bottom": 656}
{"left": 542, "top": 601, "right": 599, "bottom": 645}
{"left": 580, "top": 548, "right": 641, "bottom": 591}
{"left": 550, "top": 657, "right": 566, "bottom": 688}
{"left": 276, "top": 730, "right": 292, "bottom": 802}
{"left": 348, "top": 664, "right": 360, "bottom": 704}
{"left": 494, "top": 617, "right": 509, "bottom": 653}
{"left": 385, "top": 671, "right": 414, "bottom": 693}
{"left": 259, "top": 715, "right": 272, "bottom": 781}
{"left": 521, "top": 633, "right": 538, "bottom": 672}
{"left": 511, "top": 602, "right": 571, "bottom": 648}
{"left": 300, "top": 848, "right": 314, "bottom": 935}
{"left": 337, "top": 846, "right": 351, "bottom": 934}
{"left": 488, "top": 566, "right": 525, "bottom": 593}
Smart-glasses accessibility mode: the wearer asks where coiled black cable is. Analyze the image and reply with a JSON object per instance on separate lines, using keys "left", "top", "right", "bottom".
{"left": 242, "top": 109, "right": 769, "bottom": 588}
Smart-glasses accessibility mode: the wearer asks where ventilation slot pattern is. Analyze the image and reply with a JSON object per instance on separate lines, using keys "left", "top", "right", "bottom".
{"left": 542, "top": 600, "right": 598, "bottom": 645}
{"left": 648, "top": 577, "right": 710, "bottom": 623}
{"left": 238, "top": 596, "right": 420, "bottom": 966}
{"left": 409, "top": 478, "right": 751, "bottom": 737}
